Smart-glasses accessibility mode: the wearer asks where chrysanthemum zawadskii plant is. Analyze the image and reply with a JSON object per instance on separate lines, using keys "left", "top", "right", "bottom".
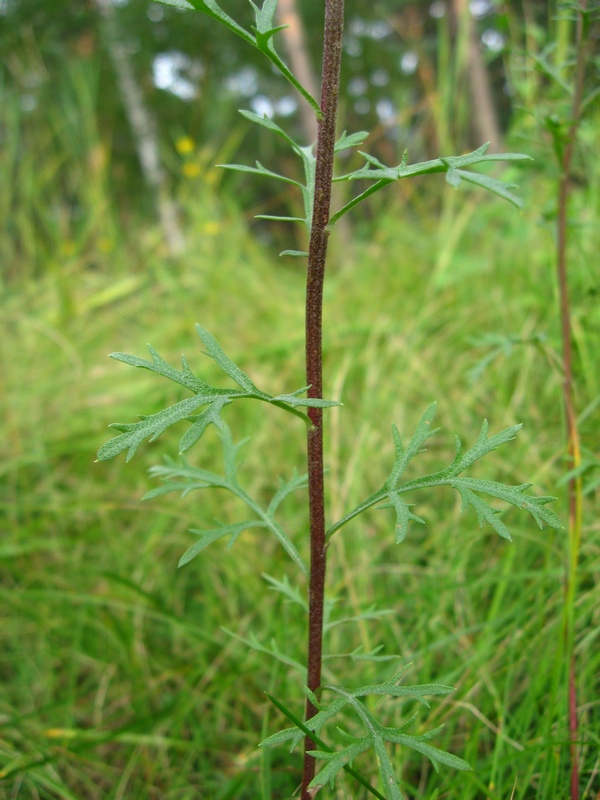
{"left": 97, "top": 2, "right": 562, "bottom": 797}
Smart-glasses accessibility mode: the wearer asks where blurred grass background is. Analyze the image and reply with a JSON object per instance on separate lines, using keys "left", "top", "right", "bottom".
{"left": 1, "top": 1, "right": 599, "bottom": 798}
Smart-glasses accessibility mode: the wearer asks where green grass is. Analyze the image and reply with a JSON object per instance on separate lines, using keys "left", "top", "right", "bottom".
{"left": 2, "top": 109, "right": 599, "bottom": 799}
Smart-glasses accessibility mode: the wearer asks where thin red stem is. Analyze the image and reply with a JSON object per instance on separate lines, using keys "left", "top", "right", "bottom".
{"left": 301, "top": 1, "right": 345, "bottom": 796}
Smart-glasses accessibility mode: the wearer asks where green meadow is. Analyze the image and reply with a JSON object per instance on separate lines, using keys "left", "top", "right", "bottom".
{"left": 1, "top": 6, "right": 599, "bottom": 799}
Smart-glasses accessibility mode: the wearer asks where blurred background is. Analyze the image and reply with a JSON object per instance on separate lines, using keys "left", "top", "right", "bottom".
{"left": 1, "top": 1, "right": 599, "bottom": 798}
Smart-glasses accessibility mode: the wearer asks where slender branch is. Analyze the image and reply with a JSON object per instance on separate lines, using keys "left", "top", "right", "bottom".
{"left": 302, "top": 0, "right": 345, "bottom": 795}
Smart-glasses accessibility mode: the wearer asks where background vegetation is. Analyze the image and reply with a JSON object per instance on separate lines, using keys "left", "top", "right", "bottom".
{"left": 1, "top": 1, "right": 598, "bottom": 798}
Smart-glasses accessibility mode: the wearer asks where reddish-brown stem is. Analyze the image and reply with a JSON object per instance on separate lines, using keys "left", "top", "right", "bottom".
{"left": 301, "top": 1, "right": 345, "bottom": 796}
{"left": 555, "top": 5, "right": 589, "bottom": 799}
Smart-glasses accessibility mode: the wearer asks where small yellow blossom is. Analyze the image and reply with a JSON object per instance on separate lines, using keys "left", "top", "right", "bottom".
{"left": 45, "top": 728, "right": 77, "bottom": 739}
{"left": 201, "top": 221, "right": 221, "bottom": 236}
{"left": 98, "top": 237, "right": 114, "bottom": 253}
{"left": 182, "top": 161, "right": 201, "bottom": 178}
{"left": 176, "top": 136, "right": 195, "bottom": 155}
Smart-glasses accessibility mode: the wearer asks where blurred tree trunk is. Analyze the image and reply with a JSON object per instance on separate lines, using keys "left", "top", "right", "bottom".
{"left": 276, "top": 0, "right": 319, "bottom": 145}
{"left": 450, "top": 0, "right": 502, "bottom": 152}
{"left": 93, "top": 0, "right": 185, "bottom": 255}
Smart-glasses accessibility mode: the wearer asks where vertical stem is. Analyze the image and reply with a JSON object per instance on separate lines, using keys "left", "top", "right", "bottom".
{"left": 555, "top": 5, "right": 588, "bottom": 798}
{"left": 302, "top": 1, "right": 344, "bottom": 796}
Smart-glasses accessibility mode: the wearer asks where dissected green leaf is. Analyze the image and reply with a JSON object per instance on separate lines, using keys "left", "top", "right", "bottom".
{"left": 328, "top": 406, "right": 562, "bottom": 544}
{"left": 454, "top": 168, "right": 522, "bottom": 206}
{"left": 271, "top": 392, "right": 340, "bottom": 409}
{"left": 219, "top": 160, "right": 303, "bottom": 186}
{"left": 447, "top": 477, "right": 561, "bottom": 529}
{"left": 308, "top": 737, "right": 373, "bottom": 794}
{"left": 143, "top": 458, "right": 227, "bottom": 499}
{"left": 98, "top": 325, "right": 340, "bottom": 462}
{"left": 263, "top": 672, "right": 470, "bottom": 798}
{"left": 262, "top": 573, "right": 308, "bottom": 610}
{"left": 239, "top": 110, "right": 301, "bottom": 152}
{"left": 144, "top": 425, "right": 308, "bottom": 575}
{"left": 264, "top": 693, "right": 387, "bottom": 800}
{"left": 110, "top": 347, "right": 211, "bottom": 394}
{"left": 248, "top": 1, "right": 320, "bottom": 115}
{"left": 97, "top": 392, "right": 230, "bottom": 462}
{"left": 220, "top": 114, "right": 318, "bottom": 231}
{"left": 179, "top": 397, "right": 231, "bottom": 452}
{"left": 256, "top": 215, "right": 306, "bottom": 222}
{"left": 173, "top": 0, "right": 253, "bottom": 43}
{"left": 330, "top": 144, "right": 532, "bottom": 226}
{"left": 323, "top": 605, "right": 394, "bottom": 634}
{"left": 376, "top": 494, "right": 425, "bottom": 543}
{"left": 266, "top": 471, "right": 309, "bottom": 517}
{"left": 324, "top": 645, "right": 399, "bottom": 664}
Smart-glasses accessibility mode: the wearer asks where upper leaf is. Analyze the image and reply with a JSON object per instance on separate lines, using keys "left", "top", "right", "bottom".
{"left": 330, "top": 144, "right": 533, "bottom": 226}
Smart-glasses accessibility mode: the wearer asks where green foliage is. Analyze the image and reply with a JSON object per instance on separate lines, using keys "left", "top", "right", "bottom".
{"left": 330, "top": 144, "right": 532, "bottom": 223}
{"left": 143, "top": 425, "right": 309, "bottom": 576}
{"left": 155, "top": 0, "right": 321, "bottom": 116}
{"left": 221, "top": 116, "right": 531, "bottom": 242}
{"left": 97, "top": 323, "right": 339, "bottom": 463}
{"left": 91, "top": 1, "right": 568, "bottom": 797}
{"left": 327, "top": 404, "right": 562, "bottom": 544}
{"left": 219, "top": 111, "right": 319, "bottom": 244}
{"left": 262, "top": 666, "right": 471, "bottom": 798}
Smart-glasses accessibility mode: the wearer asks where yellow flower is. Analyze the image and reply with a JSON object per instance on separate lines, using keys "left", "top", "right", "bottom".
{"left": 176, "top": 136, "right": 195, "bottom": 155}
{"left": 182, "top": 161, "right": 201, "bottom": 178}
{"left": 201, "top": 221, "right": 221, "bottom": 236}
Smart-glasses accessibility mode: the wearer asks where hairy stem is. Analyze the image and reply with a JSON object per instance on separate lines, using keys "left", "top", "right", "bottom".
{"left": 302, "top": 0, "right": 345, "bottom": 795}
{"left": 556, "top": 5, "right": 588, "bottom": 798}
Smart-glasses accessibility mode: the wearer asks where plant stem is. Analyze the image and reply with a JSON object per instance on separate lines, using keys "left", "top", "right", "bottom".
{"left": 555, "top": 5, "right": 588, "bottom": 798}
{"left": 302, "top": 0, "right": 345, "bottom": 795}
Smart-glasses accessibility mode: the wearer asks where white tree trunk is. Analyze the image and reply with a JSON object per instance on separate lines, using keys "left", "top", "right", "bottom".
{"left": 94, "top": 0, "right": 185, "bottom": 255}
